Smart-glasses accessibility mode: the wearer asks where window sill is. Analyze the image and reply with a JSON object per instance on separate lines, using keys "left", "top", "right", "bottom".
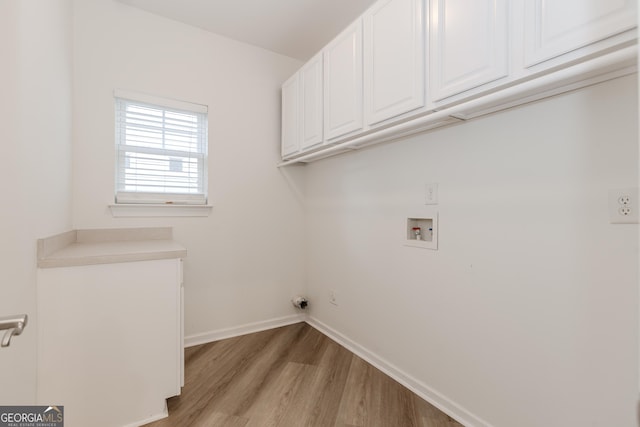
{"left": 109, "top": 204, "right": 213, "bottom": 218}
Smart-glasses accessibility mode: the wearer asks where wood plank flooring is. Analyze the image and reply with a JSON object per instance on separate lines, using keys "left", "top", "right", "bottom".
{"left": 144, "top": 322, "right": 463, "bottom": 427}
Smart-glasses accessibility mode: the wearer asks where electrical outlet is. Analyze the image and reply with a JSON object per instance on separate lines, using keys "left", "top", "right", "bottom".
{"left": 618, "top": 195, "right": 631, "bottom": 205}
{"left": 329, "top": 290, "right": 338, "bottom": 306}
{"left": 609, "top": 188, "right": 639, "bottom": 224}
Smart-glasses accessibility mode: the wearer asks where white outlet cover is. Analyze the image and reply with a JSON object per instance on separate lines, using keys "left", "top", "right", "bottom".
{"left": 329, "top": 290, "right": 338, "bottom": 306}
{"left": 608, "top": 187, "right": 639, "bottom": 224}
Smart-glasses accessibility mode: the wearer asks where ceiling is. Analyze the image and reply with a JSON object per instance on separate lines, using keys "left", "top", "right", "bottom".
{"left": 117, "top": 0, "right": 378, "bottom": 61}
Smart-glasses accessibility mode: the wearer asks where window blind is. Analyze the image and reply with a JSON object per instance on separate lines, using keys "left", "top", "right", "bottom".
{"left": 115, "top": 95, "right": 208, "bottom": 204}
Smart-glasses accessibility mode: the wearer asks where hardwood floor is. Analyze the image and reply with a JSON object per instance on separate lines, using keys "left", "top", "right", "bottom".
{"left": 144, "top": 323, "right": 463, "bottom": 427}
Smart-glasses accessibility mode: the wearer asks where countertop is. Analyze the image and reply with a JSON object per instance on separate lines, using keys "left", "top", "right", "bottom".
{"left": 37, "top": 227, "right": 187, "bottom": 268}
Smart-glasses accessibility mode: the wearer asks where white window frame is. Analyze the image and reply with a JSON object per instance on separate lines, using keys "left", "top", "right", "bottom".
{"left": 114, "top": 90, "right": 208, "bottom": 205}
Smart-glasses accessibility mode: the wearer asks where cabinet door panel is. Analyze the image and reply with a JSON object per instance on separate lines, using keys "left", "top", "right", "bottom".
{"left": 37, "top": 259, "right": 181, "bottom": 427}
{"left": 324, "top": 20, "right": 363, "bottom": 141}
{"left": 430, "top": 0, "right": 508, "bottom": 101}
{"left": 300, "top": 53, "right": 323, "bottom": 150}
{"left": 281, "top": 73, "right": 299, "bottom": 158}
{"left": 525, "top": 0, "right": 637, "bottom": 67}
{"left": 364, "top": 0, "right": 425, "bottom": 125}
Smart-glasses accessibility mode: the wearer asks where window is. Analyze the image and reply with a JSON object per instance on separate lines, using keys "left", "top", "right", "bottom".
{"left": 115, "top": 91, "right": 208, "bottom": 205}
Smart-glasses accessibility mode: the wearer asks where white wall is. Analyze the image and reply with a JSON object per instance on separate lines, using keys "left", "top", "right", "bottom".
{"left": 0, "top": 0, "right": 73, "bottom": 404}
{"left": 305, "top": 75, "right": 639, "bottom": 427}
{"left": 72, "top": 0, "right": 306, "bottom": 339}
{"left": 69, "top": 3, "right": 638, "bottom": 425}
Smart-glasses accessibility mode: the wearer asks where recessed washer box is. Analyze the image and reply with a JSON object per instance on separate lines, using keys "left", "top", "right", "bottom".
{"left": 405, "top": 212, "right": 438, "bottom": 250}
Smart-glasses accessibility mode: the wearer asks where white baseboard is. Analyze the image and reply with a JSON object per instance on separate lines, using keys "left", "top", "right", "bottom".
{"left": 184, "top": 313, "right": 307, "bottom": 347}
{"left": 306, "top": 316, "right": 493, "bottom": 427}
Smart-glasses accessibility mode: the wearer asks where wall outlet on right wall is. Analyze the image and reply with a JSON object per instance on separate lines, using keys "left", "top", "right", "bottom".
{"left": 608, "top": 188, "right": 639, "bottom": 224}
{"left": 329, "top": 290, "right": 338, "bottom": 306}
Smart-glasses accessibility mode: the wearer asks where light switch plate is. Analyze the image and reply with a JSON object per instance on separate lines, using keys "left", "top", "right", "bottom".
{"left": 425, "top": 183, "right": 438, "bottom": 205}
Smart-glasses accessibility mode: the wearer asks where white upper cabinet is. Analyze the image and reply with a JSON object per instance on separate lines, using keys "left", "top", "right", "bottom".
{"left": 300, "top": 52, "right": 324, "bottom": 150}
{"left": 281, "top": 0, "right": 636, "bottom": 163}
{"left": 364, "top": 0, "right": 426, "bottom": 126}
{"left": 429, "top": 0, "right": 509, "bottom": 101}
{"left": 281, "top": 73, "right": 299, "bottom": 158}
{"left": 524, "top": 0, "right": 637, "bottom": 67}
{"left": 324, "top": 20, "right": 364, "bottom": 141}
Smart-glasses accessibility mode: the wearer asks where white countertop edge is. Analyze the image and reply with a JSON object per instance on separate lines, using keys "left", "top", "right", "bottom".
{"left": 38, "top": 247, "right": 188, "bottom": 268}
{"left": 38, "top": 229, "right": 187, "bottom": 268}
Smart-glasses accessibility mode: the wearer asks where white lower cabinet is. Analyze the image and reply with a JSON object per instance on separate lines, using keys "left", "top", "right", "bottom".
{"left": 37, "top": 258, "right": 183, "bottom": 427}
{"left": 429, "top": 0, "right": 509, "bottom": 102}
{"left": 323, "top": 19, "right": 364, "bottom": 141}
{"left": 524, "top": 0, "right": 637, "bottom": 68}
{"left": 364, "top": 0, "right": 425, "bottom": 125}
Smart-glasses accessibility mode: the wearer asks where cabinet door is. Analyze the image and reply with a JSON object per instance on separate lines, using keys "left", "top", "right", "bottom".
{"left": 364, "top": 0, "right": 425, "bottom": 125}
{"left": 37, "top": 259, "right": 181, "bottom": 427}
{"left": 525, "top": 0, "right": 637, "bottom": 67}
{"left": 300, "top": 53, "right": 323, "bottom": 150}
{"left": 324, "top": 20, "right": 363, "bottom": 141}
{"left": 429, "top": 0, "right": 508, "bottom": 101}
{"left": 281, "top": 73, "right": 299, "bottom": 158}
